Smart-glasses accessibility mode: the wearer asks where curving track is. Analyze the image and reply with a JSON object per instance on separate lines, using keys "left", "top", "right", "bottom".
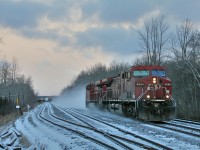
{"left": 39, "top": 105, "right": 126, "bottom": 150}
{"left": 174, "top": 119, "right": 200, "bottom": 126}
{"left": 56, "top": 104, "right": 200, "bottom": 149}
{"left": 146, "top": 121, "right": 200, "bottom": 138}
{"left": 49, "top": 103, "right": 172, "bottom": 150}
{"left": 13, "top": 102, "right": 200, "bottom": 149}
{"left": 55, "top": 104, "right": 200, "bottom": 139}
{"left": 15, "top": 105, "right": 106, "bottom": 149}
{"left": 163, "top": 121, "right": 200, "bottom": 133}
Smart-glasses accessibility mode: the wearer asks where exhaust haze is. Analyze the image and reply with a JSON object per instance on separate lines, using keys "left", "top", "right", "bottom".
{"left": 53, "top": 86, "right": 86, "bottom": 109}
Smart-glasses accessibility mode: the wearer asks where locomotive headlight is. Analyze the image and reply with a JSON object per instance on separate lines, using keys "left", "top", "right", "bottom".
{"left": 166, "top": 95, "right": 170, "bottom": 99}
{"left": 152, "top": 77, "right": 157, "bottom": 84}
{"left": 147, "top": 94, "right": 150, "bottom": 99}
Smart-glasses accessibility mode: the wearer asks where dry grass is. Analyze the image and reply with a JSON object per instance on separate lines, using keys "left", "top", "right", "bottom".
{"left": 0, "top": 112, "right": 32, "bottom": 149}
{"left": 0, "top": 112, "right": 18, "bottom": 127}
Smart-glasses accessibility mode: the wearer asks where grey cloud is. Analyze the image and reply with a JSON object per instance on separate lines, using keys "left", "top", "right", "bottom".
{"left": 160, "top": 0, "right": 200, "bottom": 21}
{"left": 1, "top": 0, "right": 200, "bottom": 29}
{"left": 75, "top": 27, "right": 139, "bottom": 54}
{"left": 22, "top": 28, "right": 71, "bottom": 46}
{"left": 1, "top": 0, "right": 200, "bottom": 56}
{"left": 84, "top": 0, "right": 200, "bottom": 24}
{"left": 0, "top": 0, "right": 75, "bottom": 28}
{"left": 0, "top": 0, "right": 48, "bottom": 28}
{"left": 81, "top": 0, "right": 158, "bottom": 23}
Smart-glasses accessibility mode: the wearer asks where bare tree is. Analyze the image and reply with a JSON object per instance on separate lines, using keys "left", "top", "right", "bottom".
{"left": 138, "top": 15, "right": 169, "bottom": 65}
{"left": 0, "top": 53, "right": 37, "bottom": 116}
{"left": 0, "top": 57, "right": 37, "bottom": 114}
{"left": 0, "top": 58, "right": 11, "bottom": 86}
{"left": 170, "top": 19, "right": 200, "bottom": 120}
{"left": 176, "top": 19, "right": 193, "bottom": 60}
{"left": 108, "top": 61, "right": 129, "bottom": 76}
{"left": 10, "top": 57, "right": 21, "bottom": 84}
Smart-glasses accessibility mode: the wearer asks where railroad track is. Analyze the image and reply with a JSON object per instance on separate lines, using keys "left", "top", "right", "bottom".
{"left": 38, "top": 104, "right": 125, "bottom": 150}
{"left": 29, "top": 104, "right": 200, "bottom": 149}
{"left": 48, "top": 104, "right": 157, "bottom": 150}
{"left": 51, "top": 103, "right": 172, "bottom": 150}
{"left": 0, "top": 105, "right": 45, "bottom": 150}
{"left": 0, "top": 127, "right": 22, "bottom": 149}
{"left": 148, "top": 122, "right": 200, "bottom": 138}
{"left": 50, "top": 104, "right": 157, "bottom": 150}
{"left": 163, "top": 121, "right": 200, "bottom": 132}
{"left": 174, "top": 119, "right": 200, "bottom": 126}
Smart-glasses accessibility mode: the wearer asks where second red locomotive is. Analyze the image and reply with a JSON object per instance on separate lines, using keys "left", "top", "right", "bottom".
{"left": 86, "top": 65, "right": 176, "bottom": 121}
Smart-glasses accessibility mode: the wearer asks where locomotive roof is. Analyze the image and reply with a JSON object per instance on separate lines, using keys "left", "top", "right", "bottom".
{"left": 130, "top": 65, "right": 165, "bottom": 71}
{"left": 86, "top": 76, "right": 115, "bottom": 87}
{"left": 86, "top": 66, "right": 166, "bottom": 87}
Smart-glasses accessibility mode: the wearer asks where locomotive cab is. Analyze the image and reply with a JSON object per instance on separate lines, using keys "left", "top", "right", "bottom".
{"left": 134, "top": 68, "right": 176, "bottom": 121}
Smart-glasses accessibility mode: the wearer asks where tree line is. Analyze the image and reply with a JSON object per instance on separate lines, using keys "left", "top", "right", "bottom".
{"left": 0, "top": 56, "right": 37, "bottom": 116}
{"left": 61, "top": 16, "right": 200, "bottom": 121}
{"left": 137, "top": 16, "right": 200, "bottom": 121}
{"left": 61, "top": 61, "right": 130, "bottom": 93}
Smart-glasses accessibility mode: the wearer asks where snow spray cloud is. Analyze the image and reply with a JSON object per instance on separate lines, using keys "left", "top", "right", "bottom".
{"left": 53, "top": 86, "right": 86, "bottom": 109}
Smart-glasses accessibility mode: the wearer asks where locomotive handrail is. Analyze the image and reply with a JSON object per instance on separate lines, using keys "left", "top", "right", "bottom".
{"left": 162, "top": 87, "right": 176, "bottom": 107}
{"left": 168, "top": 94, "right": 176, "bottom": 107}
{"left": 136, "top": 88, "right": 149, "bottom": 108}
{"left": 100, "top": 92, "right": 107, "bottom": 101}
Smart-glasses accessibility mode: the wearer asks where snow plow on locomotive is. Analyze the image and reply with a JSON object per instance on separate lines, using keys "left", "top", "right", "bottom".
{"left": 85, "top": 66, "right": 176, "bottom": 121}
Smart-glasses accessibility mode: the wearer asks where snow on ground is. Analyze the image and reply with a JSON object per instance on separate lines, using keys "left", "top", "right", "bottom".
{"left": 73, "top": 108, "right": 200, "bottom": 150}
{"left": 15, "top": 105, "right": 104, "bottom": 150}
{"left": 1, "top": 87, "right": 199, "bottom": 149}
{"left": 6, "top": 105, "right": 200, "bottom": 149}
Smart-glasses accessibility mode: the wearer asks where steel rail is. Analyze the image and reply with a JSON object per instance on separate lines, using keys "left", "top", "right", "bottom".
{"left": 174, "top": 119, "right": 200, "bottom": 126}
{"left": 51, "top": 104, "right": 156, "bottom": 150}
{"left": 150, "top": 123, "right": 200, "bottom": 138}
{"left": 37, "top": 105, "right": 118, "bottom": 150}
{"left": 54, "top": 104, "right": 172, "bottom": 150}
{"left": 48, "top": 104, "right": 137, "bottom": 150}
{"left": 164, "top": 122, "right": 200, "bottom": 132}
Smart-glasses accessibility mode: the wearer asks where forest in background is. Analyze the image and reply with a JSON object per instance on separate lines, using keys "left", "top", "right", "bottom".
{"left": 0, "top": 56, "right": 37, "bottom": 117}
{"left": 61, "top": 16, "right": 200, "bottom": 121}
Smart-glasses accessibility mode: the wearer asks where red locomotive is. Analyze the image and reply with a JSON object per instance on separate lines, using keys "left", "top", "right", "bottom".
{"left": 86, "top": 65, "right": 176, "bottom": 121}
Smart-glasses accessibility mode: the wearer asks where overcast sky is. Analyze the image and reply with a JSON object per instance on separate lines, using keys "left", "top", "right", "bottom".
{"left": 0, "top": 0, "right": 200, "bottom": 95}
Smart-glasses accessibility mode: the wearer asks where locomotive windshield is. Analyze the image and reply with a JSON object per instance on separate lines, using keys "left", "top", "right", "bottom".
{"left": 133, "top": 70, "right": 149, "bottom": 76}
{"left": 152, "top": 70, "right": 165, "bottom": 77}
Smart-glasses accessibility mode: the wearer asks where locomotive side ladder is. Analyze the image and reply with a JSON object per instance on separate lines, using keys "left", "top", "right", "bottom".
{"left": 134, "top": 85, "right": 150, "bottom": 117}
